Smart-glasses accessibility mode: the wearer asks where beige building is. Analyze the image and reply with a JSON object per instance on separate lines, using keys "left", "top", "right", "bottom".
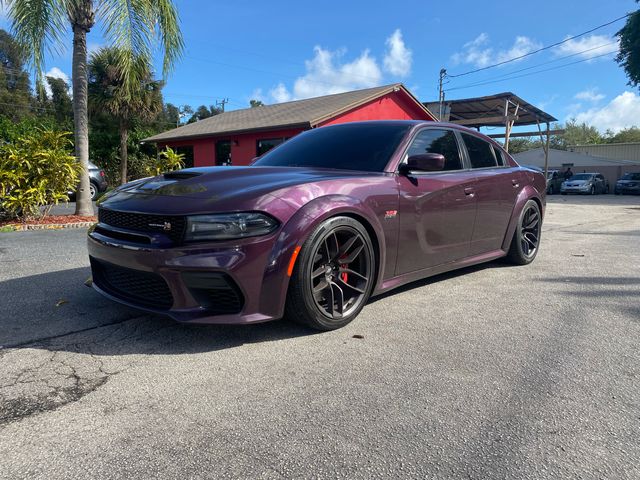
{"left": 513, "top": 148, "right": 640, "bottom": 187}
{"left": 569, "top": 143, "right": 640, "bottom": 162}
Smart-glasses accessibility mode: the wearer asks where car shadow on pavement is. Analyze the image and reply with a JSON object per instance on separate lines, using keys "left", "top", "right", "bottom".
{"left": 0, "top": 267, "right": 314, "bottom": 356}
{"left": 1, "top": 261, "right": 526, "bottom": 356}
{"left": 368, "top": 260, "right": 512, "bottom": 304}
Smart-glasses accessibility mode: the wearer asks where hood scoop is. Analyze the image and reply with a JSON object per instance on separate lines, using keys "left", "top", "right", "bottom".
{"left": 163, "top": 171, "right": 203, "bottom": 180}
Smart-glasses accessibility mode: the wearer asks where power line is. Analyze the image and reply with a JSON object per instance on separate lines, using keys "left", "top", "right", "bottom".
{"left": 447, "top": 13, "right": 629, "bottom": 78}
{"left": 446, "top": 50, "right": 618, "bottom": 92}
{"left": 446, "top": 41, "right": 618, "bottom": 90}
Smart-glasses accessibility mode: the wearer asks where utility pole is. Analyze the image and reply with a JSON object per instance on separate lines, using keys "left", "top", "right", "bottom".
{"left": 216, "top": 98, "right": 229, "bottom": 112}
{"left": 438, "top": 68, "right": 447, "bottom": 121}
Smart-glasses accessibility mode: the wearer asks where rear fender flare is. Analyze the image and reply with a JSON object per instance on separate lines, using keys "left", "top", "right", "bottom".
{"left": 501, "top": 186, "right": 544, "bottom": 251}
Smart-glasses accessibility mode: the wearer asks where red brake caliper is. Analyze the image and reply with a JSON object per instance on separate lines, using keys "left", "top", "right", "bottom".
{"left": 339, "top": 257, "right": 348, "bottom": 283}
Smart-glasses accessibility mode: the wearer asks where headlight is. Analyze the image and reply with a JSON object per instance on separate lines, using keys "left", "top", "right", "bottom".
{"left": 185, "top": 212, "right": 279, "bottom": 241}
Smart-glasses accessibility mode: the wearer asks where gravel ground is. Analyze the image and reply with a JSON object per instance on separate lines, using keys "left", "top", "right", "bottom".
{"left": 0, "top": 195, "right": 638, "bottom": 479}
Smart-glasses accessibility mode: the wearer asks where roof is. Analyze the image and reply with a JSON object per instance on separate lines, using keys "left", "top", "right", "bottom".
{"left": 424, "top": 92, "right": 556, "bottom": 127}
{"left": 144, "top": 83, "right": 434, "bottom": 143}
{"left": 512, "top": 148, "right": 640, "bottom": 168}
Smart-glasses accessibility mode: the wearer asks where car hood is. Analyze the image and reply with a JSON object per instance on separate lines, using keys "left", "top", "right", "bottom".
{"left": 98, "top": 166, "right": 380, "bottom": 215}
{"left": 617, "top": 179, "right": 638, "bottom": 184}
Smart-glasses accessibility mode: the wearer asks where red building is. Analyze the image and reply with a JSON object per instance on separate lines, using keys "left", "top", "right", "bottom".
{"left": 144, "top": 84, "right": 436, "bottom": 167}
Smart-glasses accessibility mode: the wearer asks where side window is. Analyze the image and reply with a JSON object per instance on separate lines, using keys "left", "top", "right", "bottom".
{"left": 492, "top": 145, "right": 507, "bottom": 166}
{"left": 462, "top": 133, "right": 498, "bottom": 169}
{"left": 406, "top": 129, "right": 463, "bottom": 171}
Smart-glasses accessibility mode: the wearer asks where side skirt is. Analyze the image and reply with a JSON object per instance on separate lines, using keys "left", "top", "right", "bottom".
{"left": 373, "top": 249, "right": 507, "bottom": 296}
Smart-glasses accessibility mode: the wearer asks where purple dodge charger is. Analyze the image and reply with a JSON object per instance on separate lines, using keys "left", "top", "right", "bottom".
{"left": 88, "top": 121, "right": 545, "bottom": 330}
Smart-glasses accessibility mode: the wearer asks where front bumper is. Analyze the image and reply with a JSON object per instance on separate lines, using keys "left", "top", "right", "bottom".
{"left": 561, "top": 185, "right": 591, "bottom": 194}
{"left": 87, "top": 227, "right": 288, "bottom": 325}
{"left": 615, "top": 184, "right": 640, "bottom": 194}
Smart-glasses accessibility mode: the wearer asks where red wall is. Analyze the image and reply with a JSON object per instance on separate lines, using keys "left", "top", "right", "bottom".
{"left": 161, "top": 90, "right": 434, "bottom": 167}
{"left": 320, "top": 92, "right": 434, "bottom": 126}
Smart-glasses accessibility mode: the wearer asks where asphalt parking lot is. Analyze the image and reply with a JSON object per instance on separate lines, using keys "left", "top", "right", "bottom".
{"left": 1, "top": 195, "right": 639, "bottom": 479}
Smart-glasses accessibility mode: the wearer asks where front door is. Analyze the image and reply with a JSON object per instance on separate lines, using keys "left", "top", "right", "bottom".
{"left": 395, "top": 128, "right": 477, "bottom": 275}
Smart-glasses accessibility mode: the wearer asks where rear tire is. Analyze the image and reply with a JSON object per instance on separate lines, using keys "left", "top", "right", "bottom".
{"left": 506, "top": 200, "right": 541, "bottom": 266}
{"left": 89, "top": 182, "right": 98, "bottom": 201}
{"left": 284, "top": 216, "right": 375, "bottom": 331}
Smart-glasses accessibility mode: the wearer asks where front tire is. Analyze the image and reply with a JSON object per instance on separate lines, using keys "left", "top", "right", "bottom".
{"left": 506, "top": 200, "right": 541, "bottom": 265}
{"left": 284, "top": 216, "right": 375, "bottom": 331}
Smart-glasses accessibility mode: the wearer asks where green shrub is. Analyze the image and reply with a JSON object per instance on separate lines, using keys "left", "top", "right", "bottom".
{"left": 0, "top": 128, "right": 81, "bottom": 219}
{"left": 145, "top": 147, "right": 185, "bottom": 177}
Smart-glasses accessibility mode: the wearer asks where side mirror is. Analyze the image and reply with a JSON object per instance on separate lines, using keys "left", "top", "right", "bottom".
{"left": 400, "top": 153, "right": 445, "bottom": 174}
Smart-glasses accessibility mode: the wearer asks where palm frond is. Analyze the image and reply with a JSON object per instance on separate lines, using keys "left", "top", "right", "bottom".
{"left": 96, "top": 0, "right": 183, "bottom": 97}
{"left": 7, "top": 0, "right": 68, "bottom": 81}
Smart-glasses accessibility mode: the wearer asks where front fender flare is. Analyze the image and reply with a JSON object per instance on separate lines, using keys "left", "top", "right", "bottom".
{"left": 258, "top": 195, "right": 387, "bottom": 319}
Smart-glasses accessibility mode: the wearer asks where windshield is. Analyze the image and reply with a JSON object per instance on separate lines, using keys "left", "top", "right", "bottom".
{"left": 253, "top": 123, "right": 412, "bottom": 172}
{"left": 621, "top": 172, "right": 640, "bottom": 180}
{"left": 568, "top": 174, "right": 593, "bottom": 181}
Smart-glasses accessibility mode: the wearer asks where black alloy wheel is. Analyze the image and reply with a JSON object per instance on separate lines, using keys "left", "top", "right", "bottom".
{"left": 310, "top": 226, "right": 371, "bottom": 319}
{"left": 285, "top": 216, "right": 375, "bottom": 330}
{"left": 507, "top": 200, "right": 541, "bottom": 265}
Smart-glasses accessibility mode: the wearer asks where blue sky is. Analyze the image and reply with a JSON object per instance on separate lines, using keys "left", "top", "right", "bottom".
{"left": 2, "top": 0, "right": 639, "bottom": 132}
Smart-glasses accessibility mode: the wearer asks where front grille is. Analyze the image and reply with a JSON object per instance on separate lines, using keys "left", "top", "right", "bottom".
{"left": 90, "top": 257, "right": 173, "bottom": 309}
{"left": 98, "top": 208, "right": 186, "bottom": 244}
{"left": 182, "top": 272, "right": 244, "bottom": 315}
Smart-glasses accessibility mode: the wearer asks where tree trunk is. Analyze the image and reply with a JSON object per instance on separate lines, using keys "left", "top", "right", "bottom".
{"left": 119, "top": 120, "right": 129, "bottom": 185}
{"left": 71, "top": 2, "right": 95, "bottom": 216}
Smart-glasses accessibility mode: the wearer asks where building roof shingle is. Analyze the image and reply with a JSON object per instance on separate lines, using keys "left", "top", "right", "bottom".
{"left": 144, "top": 83, "right": 433, "bottom": 142}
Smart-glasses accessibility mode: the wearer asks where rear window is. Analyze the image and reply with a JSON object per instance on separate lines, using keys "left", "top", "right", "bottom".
{"left": 253, "top": 123, "right": 412, "bottom": 172}
{"left": 461, "top": 133, "right": 498, "bottom": 169}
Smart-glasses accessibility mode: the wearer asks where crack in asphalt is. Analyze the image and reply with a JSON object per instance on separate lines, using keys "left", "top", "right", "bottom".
{"left": 0, "top": 315, "right": 169, "bottom": 426}
{"left": 0, "top": 313, "right": 147, "bottom": 350}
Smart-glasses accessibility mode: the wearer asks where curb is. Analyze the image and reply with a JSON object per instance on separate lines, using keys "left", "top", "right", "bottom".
{"left": 0, "top": 222, "right": 95, "bottom": 232}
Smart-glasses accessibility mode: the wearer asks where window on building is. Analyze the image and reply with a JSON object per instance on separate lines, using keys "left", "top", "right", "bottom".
{"left": 461, "top": 133, "right": 498, "bottom": 169}
{"left": 406, "top": 129, "right": 463, "bottom": 171}
{"left": 215, "top": 140, "right": 231, "bottom": 166}
{"left": 174, "top": 146, "right": 194, "bottom": 168}
{"left": 256, "top": 137, "right": 287, "bottom": 157}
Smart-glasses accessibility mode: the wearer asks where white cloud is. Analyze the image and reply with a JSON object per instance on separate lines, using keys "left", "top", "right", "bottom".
{"left": 451, "top": 33, "right": 541, "bottom": 68}
{"left": 383, "top": 29, "right": 412, "bottom": 77}
{"left": 44, "top": 67, "right": 71, "bottom": 97}
{"left": 270, "top": 83, "right": 291, "bottom": 103}
{"left": 572, "top": 91, "right": 640, "bottom": 133}
{"left": 554, "top": 34, "right": 618, "bottom": 60}
{"left": 269, "top": 46, "right": 382, "bottom": 102}
{"left": 574, "top": 88, "right": 605, "bottom": 103}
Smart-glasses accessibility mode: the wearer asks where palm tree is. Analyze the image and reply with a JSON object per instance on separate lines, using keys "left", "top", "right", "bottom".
{"left": 5, "top": 0, "right": 183, "bottom": 216}
{"left": 89, "top": 47, "right": 163, "bottom": 184}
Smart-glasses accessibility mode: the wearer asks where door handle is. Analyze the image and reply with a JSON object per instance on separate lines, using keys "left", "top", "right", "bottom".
{"left": 464, "top": 187, "right": 475, "bottom": 197}
{"left": 511, "top": 179, "right": 520, "bottom": 188}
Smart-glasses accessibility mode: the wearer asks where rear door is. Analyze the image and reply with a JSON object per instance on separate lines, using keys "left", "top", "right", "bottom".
{"left": 459, "top": 133, "right": 520, "bottom": 256}
{"left": 395, "top": 128, "right": 477, "bottom": 275}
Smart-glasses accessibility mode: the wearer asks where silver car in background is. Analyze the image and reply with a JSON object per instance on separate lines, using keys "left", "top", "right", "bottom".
{"left": 561, "top": 173, "right": 609, "bottom": 195}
